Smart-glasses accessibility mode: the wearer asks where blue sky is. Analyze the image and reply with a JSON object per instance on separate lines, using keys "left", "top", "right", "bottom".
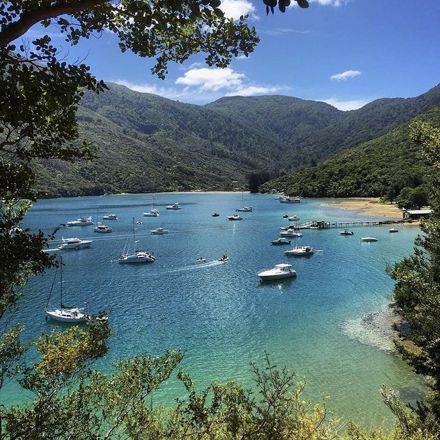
{"left": 27, "top": 0, "right": 440, "bottom": 110}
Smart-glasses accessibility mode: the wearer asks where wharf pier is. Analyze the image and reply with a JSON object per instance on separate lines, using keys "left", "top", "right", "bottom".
{"left": 297, "top": 219, "right": 414, "bottom": 230}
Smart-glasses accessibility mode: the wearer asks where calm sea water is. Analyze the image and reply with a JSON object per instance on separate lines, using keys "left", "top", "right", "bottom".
{"left": 3, "top": 193, "right": 424, "bottom": 427}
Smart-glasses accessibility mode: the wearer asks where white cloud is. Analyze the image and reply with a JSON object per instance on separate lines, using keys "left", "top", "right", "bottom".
{"left": 226, "top": 85, "right": 287, "bottom": 96}
{"left": 310, "top": 0, "right": 350, "bottom": 6}
{"left": 330, "top": 69, "right": 361, "bottom": 81}
{"left": 321, "top": 98, "right": 371, "bottom": 111}
{"left": 263, "top": 27, "right": 310, "bottom": 36}
{"left": 220, "top": 0, "right": 257, "bottom": 20}
{"left": 236, "top": 54, "right": 251, "bottom": 60}
{"left": 114, "top": 80, "right": 189, "bottom": 100}
{"left": 175, "top": 67, "right": 245, "bottom": 91}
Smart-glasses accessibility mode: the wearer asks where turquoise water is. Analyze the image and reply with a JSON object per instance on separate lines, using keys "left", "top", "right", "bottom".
{"left": 3, "top": 193, "right": 424, "bottom": 427}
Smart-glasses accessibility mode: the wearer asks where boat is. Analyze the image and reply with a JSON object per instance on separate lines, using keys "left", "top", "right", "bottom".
{"left": 218, "top": 255, "right": 230, "bottom": 263}
{"left": 339, "top": 229, "right": 354, "bottom": 236}
{"left": 236, "top": 206, "right": 253, "bottom": 212}
{"left": 282, "top": 214, "right": 289, "bottom": 219}
{"left": 227, "top": 214, "right": 242, "bottom": 221}
{"left": 45, "top": 256, "right": 90, "bottom": 323}
{"left": 258, "top": 263, "right": 296, "bottom": 281}
{"left": 212, "top": 213, "right": 220, "bottom": 217}
{"left": 102, "top": 214, "right": 118, "bottom": 220}
{"left": 288, "top": 216, "right": 300, "bottom": 221}
{"left": 166, "top": 203, "right": 181, "bottom": 210}
{"left": 280, "top": 197, "right": 301, "bottom": 204}
{"left": 118, "top": 219, "right": 155, "bottom": 264}
{"left": 196, "top": 258, "right": 207, "bottom": 264}
{"left": 361, "top": 237, "right": 378, "bottom": 242}
{"left": 58, "top": 237, "right": 92, "bottom": 250}
{"left": 67, "top": 216, "right": 93, "bottom": 226}
{"left": 94, "top": 224, "right": 112, "bottom": 233}
{"left": 280, "top": 230, "right": 302, "bottom": 238}
{"left": 272, "top": 238, "right": 291, "bottom": 245}
{"left": 151, "top": 227, "right": 169, "bottom": 235}
{"left": 284, "top": 246, "right": 314, "bottom": 257}
{"left": 389, "top": 228, "right": 399, "bottom": 233}
{"left": 144, "top": 208, "right": 160, "bottom": 217}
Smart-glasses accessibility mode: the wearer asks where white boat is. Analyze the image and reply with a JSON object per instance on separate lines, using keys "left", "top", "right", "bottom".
{"left": 236, "top": 206, "right": 253, "bottom": 212}
{"left": 389, "top": 228, "right": 399, "bottom": 233}
{"left": 46, "top": 256, "right": 90, "bottom": 323}
{"left": 258, "top": 263, "right": 296, "bottom": 281}
{"left": 280, "top": 230, "right": 302, "bottom": 238}
{"left": 151, "top": 227, "right": 168, "bottom": 235}
{"left": 58, "top": 237, "right": 92, "bottom": 250}
{"left": 196, "top": 258, "right": 207, "bottom": 264}
{"left": 340, "top": 229, "right": 354, "bottom": 236}
{"left": 272, "top": 238, "right": 291, "bottom": 245}
{"left": 144, "top": 208, "right": 160, "bottom": 217}
{"left": 280, "top": 197, "right": 301, "bottom": 204}
{"left": 102, "top": 214, "right": 118, "bottom": 220}
{"left": 361, "top": 237, "right": 378, "bottom": 242}
{"left": 284, "top": 246, "right": 314, "bottom": 257}
{"left": 94, "top": 224, "right": 112, "bottom": 233}
{"left": 288, "top": 216, "right": 299, "bottom": 221}
{"left": 227, "top": 214, "right": 242, "bottom": 221}
{"left": 67, "top": 216, "right": 93, "bottom": 226}
{"left": 119, "top": 219, "right": 155, "bottom": 264}
{"left": 166, "top": 203, "right": 181, "bottom": 210}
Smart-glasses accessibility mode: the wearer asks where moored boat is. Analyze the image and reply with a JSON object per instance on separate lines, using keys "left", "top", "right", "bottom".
{"left": 361, "top": 237, "right": 378, "bottom": 242}
{"left": 272, "top": 238, "right": 291, "bottom": 245}
{"left": 166, "top": 203, "right": 181, "bottom": 210}
{"left": 151, "top": 227, "right": 169, "bottom": 235}
{"left": 67, "top": 216, "right": 93, "bottom": 227}
{"left": 144, "top": 209, "right": 160, "bottom": 217}
{"left": 389, "top": 228, "right": 399, "bottom": 233}
{"left": 284, "top": 245, "right": 314, "bottom": 257}
{"left": 227, "top": 214, "right": 242, "bottom": 221}
{"left": 258, "top": 263, "right": 296, "bottom": 281}
{"left": 94, "top": 224, "right": 112, "bottom": 233}
{"left": 340, "top": 229, "right": 354, "bottom": 236}
{"left": 102, "top": 214, "right": 118, "bottom": 220}
{"left": 280, "top": 230, "right": 302, "bottom": 238}
{"left": 280, "top": 197, "right": 301, "bottom": 204}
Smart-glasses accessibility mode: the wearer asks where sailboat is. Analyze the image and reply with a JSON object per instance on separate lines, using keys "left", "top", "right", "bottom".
{"left": 236, "top": 191, "right": 253, "bottom": 212}
{"left": 46, "top": 256, "right": 90, "bottom": 323}
{"left": 144, "top": 195, "right": 160, "bottom": 217}
{"left": 118, "top": 218, "right": 156, "bottom": 264}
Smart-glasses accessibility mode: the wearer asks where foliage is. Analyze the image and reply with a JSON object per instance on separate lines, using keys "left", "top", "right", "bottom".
{"left": 248, "top": 170, "right": 274, "bottom": 193}
{"left": 389, "top": 119, "right": 440, "bottom": 435}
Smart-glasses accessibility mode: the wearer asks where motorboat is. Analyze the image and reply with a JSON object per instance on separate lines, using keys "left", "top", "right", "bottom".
{"left": 280, "top": 197, "right": 301, "bottom": 204}
{"left": 284, "top": 246, "right": 314, "bottom": 257}
{"left": 340, "top": 229, "right": 354, "bottom": 236}
{"left": 166, "top": 203, "right": 181, "bottom": 210}
{"left": 218, "top": 255, "right": 230, "bottom": 263}
{"left": 272, "top": 238, "right": 291, "bottom": 245}
{"left": 227, "top": 214, "right": 242, "bottom": 221}
{"left": 67, "top": 216, "right": 93, "bottom": 227}
{"left": 236, "top": 206, "right": 253, "bottom": 212}
{"left": 151, "top": 227, "right": 169, "bottom": 235}
{"left": 46, "top": 256, "right": 91, "bottom": 323}
{"left": 389, "top": 228, "right": 399, "bottom": 233}
{"left": 258, "top": 263, "right": 296, "bottom": 281}
{"left": 94, "top": 224, "right": 112, "bottom": 233}
{"left": 196, "top": 258, "right": 207, "bottom": 264}
{"left": 361, "top": 237, "right": 378, "bottom": 242}
{"left": 282, "top": 214, "right": 289, "bottom": 219}
{"left": 280, "top": 230, "right": 302, "bottom": 238}
{"left": 58, "top": 237, "right": 92, "bottom": 250}
{"left": 144, "top": 209, "right": 160, "bottom": 217}
{"left": 118, "top": 250, "right": 155, "bottom": 264}
{"left": 212, "top": 213, "right": 220, "bottom": 217}
{"left": 102, "top": 214, "right": 118, "bottom": 220}
{"left": 288, "top": 216, "right": 300, "bottom": 221}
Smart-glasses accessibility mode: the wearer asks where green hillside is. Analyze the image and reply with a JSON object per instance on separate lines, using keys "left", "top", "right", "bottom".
{"left": 260, "top": 107, "right": 440, "bottom": 200}
{"left": 34, "top": 82, "right": 440, "bottom": 197}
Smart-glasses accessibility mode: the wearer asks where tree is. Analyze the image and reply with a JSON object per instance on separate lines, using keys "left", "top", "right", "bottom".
{"left": 389, "top": 119, "right": 440, "bottom": 435}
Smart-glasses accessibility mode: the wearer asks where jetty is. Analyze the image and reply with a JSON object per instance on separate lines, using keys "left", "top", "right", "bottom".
{"left": 295, "top": 219, "right": 415, "bottom": 230}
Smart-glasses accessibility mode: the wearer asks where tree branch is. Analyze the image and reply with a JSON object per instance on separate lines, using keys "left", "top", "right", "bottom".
{"left": 0, "top": 0, "right": 108, "bottom": 47}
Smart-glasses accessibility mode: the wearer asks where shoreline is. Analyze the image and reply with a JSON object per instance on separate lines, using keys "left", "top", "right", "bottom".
{"left": 322, "top": 197, "right": 403, "bottom": 219}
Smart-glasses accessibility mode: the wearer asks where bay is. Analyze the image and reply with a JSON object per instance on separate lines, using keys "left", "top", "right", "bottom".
{"left": 4, "top": 192, "right": 424, "bottom": 427}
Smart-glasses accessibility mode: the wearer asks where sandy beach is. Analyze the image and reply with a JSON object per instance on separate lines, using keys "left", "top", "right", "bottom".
{"left": 323, "top": 197, "right": 403, "bottom": 218}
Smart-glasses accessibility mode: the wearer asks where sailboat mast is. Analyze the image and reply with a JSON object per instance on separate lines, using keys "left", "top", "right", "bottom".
{"left": 60, "top": 256, "right": 63, "bottom": 307}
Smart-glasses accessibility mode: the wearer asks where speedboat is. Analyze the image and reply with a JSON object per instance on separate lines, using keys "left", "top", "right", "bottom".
{"left": 284, "top": 246, "right": 314, "bottom": 257}
{"left": 151, "top": 227, "right": 169, "bottom": 235}
{"left": 94, "top": 224, "right": 112, "bottom": 233}
{"left": 282, "top": 214, "right": 289, "bottom": 219}
{"left": 227, "top": 214, "right": 242, "bottom": 221}
{"left": 212, "top": 212, "right": 220, "bottom": 217}
{"left": 58, "top": 237, "right": 92, "bottom": 250}
{"left": 118, "top": 250, "right": 156, "bottom": 264}
{"left": 67, "top": 216, "right": 93, "bottom": 226}
{"left": 340, "top": 229, "right": 354, "bottom": 236}
{"left": 46, "top": 307, "right": 90, "bottom": 323}
{"left": 280, "top": 230, "right": 302, "bottom": 238}
{"left": 166, "top": 203, "right": 181, "bottom": 210}
{"left": 288, "top": 216, "right": 300, "bottom": 221}
{"left": 102, "top": 214, "right": 118, "bottom": 220}
{"left": 361, "top": 237, "right": 378, "bottom": 242}
{"left": 236, "top": 206, "right": 253, "bottom": 212}
{"left": 218, "top": 255, "right": 230, "bottom": 263}
{"left": 258, "top": 263, "right": 296, "bottom": 281}
{"left": 272, "top": 238, "right": 291, "bottom": 245}
{"left": 389, "top": 228, "right": 399, "bottom": 233}
{"left": 280, "top": 197, "right": 301, "bottom": 204}
{"left": 196, "top": 258, "right": 207, "bottom": 264}
{"left": 144, "top": 209, "right": 160, "bottom": 217}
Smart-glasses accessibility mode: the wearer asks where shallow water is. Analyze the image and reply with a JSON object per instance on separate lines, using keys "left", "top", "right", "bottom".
{"left": 3, "top": 193, "right": 425, "bottom": 427}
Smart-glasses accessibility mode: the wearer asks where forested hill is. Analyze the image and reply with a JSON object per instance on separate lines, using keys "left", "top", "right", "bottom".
{"left": 261, "top": 106, "right": 440, "bottom": 202}
{"left": 34, "top": 82, "right": 440, "bottom": 197}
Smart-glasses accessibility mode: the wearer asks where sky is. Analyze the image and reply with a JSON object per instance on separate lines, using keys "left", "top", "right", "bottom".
{"left": 25, "top": 0, "right": 440, "bottom": 110}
